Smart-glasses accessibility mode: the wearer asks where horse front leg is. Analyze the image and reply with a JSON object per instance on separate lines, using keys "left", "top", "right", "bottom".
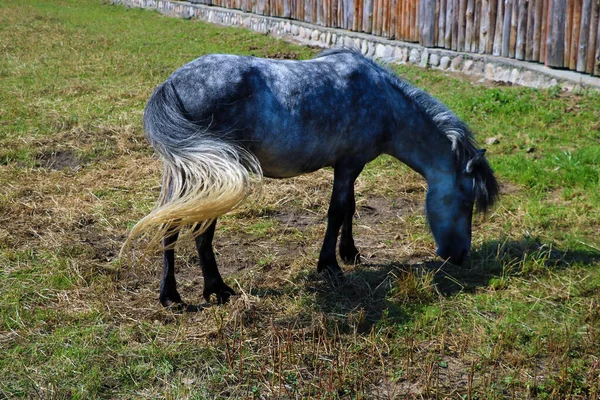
{"left": 160, "top": 229, "right": 184, "bottom": 307}
{"left": 317, "top": 161, "right": 364, "bottom": 276}
{"left": 339, "top": 184, "right": 360, "bottom": 264}
{"left": 194, "top": 219, "right": 235, "bottom": 304}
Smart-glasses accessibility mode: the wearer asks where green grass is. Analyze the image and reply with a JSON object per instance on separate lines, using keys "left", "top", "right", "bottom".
{"left": 1, "top": 0, "right": 599, "bottom": 398}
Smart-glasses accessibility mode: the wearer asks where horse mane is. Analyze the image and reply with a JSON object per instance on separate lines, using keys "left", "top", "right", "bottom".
{"left": 316, "top": 48, "right": 499, "bottom": 213}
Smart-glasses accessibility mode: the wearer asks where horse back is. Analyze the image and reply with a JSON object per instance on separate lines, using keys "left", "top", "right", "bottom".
{"left": 165, "top": 52, "right": 397, "bottom": 177}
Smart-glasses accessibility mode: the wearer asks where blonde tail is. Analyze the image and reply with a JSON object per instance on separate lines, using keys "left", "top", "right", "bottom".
{"left": 120, "top": 81, "right": 262, "bottom": 257}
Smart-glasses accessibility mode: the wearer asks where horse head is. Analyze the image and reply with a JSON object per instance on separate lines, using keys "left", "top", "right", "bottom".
{"left": 425, "top": 149, "right": 497, "bottom": 265}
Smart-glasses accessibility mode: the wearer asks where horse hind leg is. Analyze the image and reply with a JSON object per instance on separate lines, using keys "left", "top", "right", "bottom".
{"left": 194, "top": 220, "right": 235, "bottom": 304}
{"left": 159, "top": 228, "right": 184, "bottom": 308}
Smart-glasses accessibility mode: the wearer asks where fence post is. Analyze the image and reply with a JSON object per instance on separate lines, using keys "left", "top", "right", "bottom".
{"left": 515, "top": 0, "right": 527, "bottom": 60}
{"left": 420, "top": 0, "right": 437, "bottom": 46}
{"left": 545, "top": 0, "right": 565, "bottom": 67}
{"left": 532, "top": 0, "right": 543, "bottom": 61}
{"left": 586, "top": 0, "right": 599, "bottom": 73}
{"left": 577, "top": 0, "right": 593, "bottom": 71}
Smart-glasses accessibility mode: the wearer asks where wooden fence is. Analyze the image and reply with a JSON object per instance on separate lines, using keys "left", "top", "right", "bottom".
{"left": 190, "top": 0, "right": 600, "bottom": 75}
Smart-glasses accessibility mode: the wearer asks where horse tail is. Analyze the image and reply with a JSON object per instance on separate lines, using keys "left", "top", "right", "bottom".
{"left": 121, "top": 81, "right": 262, "bottom": 256}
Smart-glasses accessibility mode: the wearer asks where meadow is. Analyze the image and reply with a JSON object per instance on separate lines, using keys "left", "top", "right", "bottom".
{"left": 1, "top": 0, "right": 599, "bottom": 398}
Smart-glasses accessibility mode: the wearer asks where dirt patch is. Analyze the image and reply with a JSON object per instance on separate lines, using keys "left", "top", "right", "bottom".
{"left": 36, "top": 149, "right": 83, "bottom": 170}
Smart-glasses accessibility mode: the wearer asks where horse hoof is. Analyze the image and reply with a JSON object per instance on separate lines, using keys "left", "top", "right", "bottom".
{"left": 340, "top": 247, "right": 361, "bottom": 265}
{"left": 160, "top": 291, "right": 183, "bottom": 308}
{"left": 339, "top": 240, "right": 360, "bottom": 264}
{"left": 203, "top": 281, "right": 236, "bottom": 304}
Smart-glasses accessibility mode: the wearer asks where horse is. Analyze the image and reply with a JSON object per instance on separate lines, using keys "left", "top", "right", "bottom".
{"left": 124, "top": 49, "right": 499, "bottom": 309}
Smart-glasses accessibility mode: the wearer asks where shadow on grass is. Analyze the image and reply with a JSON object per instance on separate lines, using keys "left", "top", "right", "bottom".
{"left": 436, "top": 237, "right": 600, "bottom": 295}
{"left": 300, "top": 236, "right": 600, "bottom": 332}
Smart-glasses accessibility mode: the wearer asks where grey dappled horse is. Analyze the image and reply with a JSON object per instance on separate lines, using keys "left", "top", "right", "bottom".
{"left": 126, "top": 49, "right": 499, "bottom": 309}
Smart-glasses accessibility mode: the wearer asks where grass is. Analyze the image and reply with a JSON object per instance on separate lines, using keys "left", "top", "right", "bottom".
{"left": 1, "top": 0, "right": 599, "bottom": 398}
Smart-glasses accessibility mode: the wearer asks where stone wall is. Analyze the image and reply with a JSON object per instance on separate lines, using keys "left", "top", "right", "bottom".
{"left": 113, "top": 0, "right": 600, "bottom": 91}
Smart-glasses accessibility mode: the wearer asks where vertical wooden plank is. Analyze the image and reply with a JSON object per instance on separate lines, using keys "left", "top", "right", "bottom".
{"left": 398, "top": 0, "right": 404, "bottom": 39}
{"left": 516, "top": 0, "right": 527, "bottom": 59}
{"left": 564, "top": 0, "right": 573, "bottom": 67}
{"left": 419, "top": 0, "right": 424, "bottom": 41}
{"left": 397, "top": 0, "right": 403, "bottom": 39}
{"left": 480, "top": 0, "right": 490, "bottom": 52}
{"left": 406, "top": 0, "right": 416, "bottom": 41}
{"left": 435, "top": 0, "right": 440, "bottom": 44}
{"left": 532, "top": 0, "right": 543, "bottom": 60}
{"left": 439, "top": 0, "right": 447, "bottom": 46}
{"left": 383, "top": 0, "right": 390, "bottom": 36}
{"left": 372, "top": 0, "right": 379, "bottom": 33}
{"left": 359, "top": 0, "right": 366, "bottom": 31}
{"left": 458, "top": 0, "right": 467, "bottom": 50}
{"left": 451, "top": 0, "right": 459, "bottom": 48}
{"left": 415, "top": 0, "right": 421, "bottom": 41}
{"left": 352, "top": 0, "right": 360, "bottom": 30}
{"left": 501, "top": 0, "right": 512, "bottom": 56}
{"left": 375, "top": 0, "right": 382, "bottom": 34}
{"left": 594, "top": 15, "right": 600, "bottom": 74}
{"left": 486, "top": 0, "right": 498, "bottom": 53}
{"left": 586, "top": 0, "right": 599, "bottom": 73}
{"left": 407, "top": 0, "right": 412, "bottom": 40}
{"left": 569, "top": 0, "right": 582, "bottom": 69}
{"left": 493, "top": 0, "right": 504, "bottom": 54}
{"left": 363, "top": 0, "right": 373, "bottom": 31}
{"left": 465, "top": 0, "right": 475, "bottom": 50}
{"left": 540, "top": 0, "right": 548, "bottom": 61}
{"left": 377, "top": 0, "right": 389, "bottom": 36}
{"left": 577, "top": 0, "right": 593, "bottom": 71}
{"left": 509, "top": 0, "right": 518, "bottom": 57}
{"left": 410, "top": 0, "right": 416, "bottom": 41}
{"left": 420, "top": 0, "right": 436, "bottom": 45}
{"left": 445, "top": 0, "right": 453, "bottom": 47}
{"left": 546, "top": 0, "right": 565, "bottom": 67}
{"left": 393, "top": 0, "right": 399, "bottom": 37}
{"left": 304, "top": 0, "right": 310, "bottom": 22}
{"left": 472, "top": 0, "right": 482, "bottom": 51}
{"left": 393, "top": 0, "right": 400, "bottom": 37}
{"left": 395, "top": 0, "right": 400, "bottom": 38}
{"left": 525, "top": 0, "right": 535, "bottom": 59}
{"left": 316, "top": 0, "right": 322, "bottom": 24}
{"left": 390, "top": 0, "right": 397, "bottom": 37}
{"left": 415, "top": 0, "right": 421, "bottom": 42}
{"left": 382, "top": 0, "right": 389, "bottom": 35}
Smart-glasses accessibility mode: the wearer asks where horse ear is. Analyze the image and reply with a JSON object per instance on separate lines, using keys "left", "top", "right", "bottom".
{"left": 465, "top": 149, "right": 487, "bottom": 174}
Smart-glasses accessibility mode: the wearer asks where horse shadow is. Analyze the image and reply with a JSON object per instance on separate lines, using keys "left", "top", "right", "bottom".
{"left": 303, "top": 237, "right": 600, "bottom": 332}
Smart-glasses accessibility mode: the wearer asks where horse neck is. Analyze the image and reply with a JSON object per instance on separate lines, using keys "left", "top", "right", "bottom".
{"left": 387, "top": 116, "right": 457, "bottom": 186}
